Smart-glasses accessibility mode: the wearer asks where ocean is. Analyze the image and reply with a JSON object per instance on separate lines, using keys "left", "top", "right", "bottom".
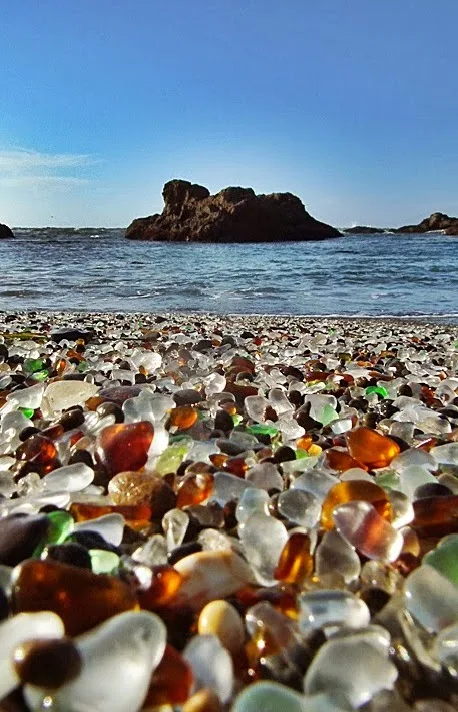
{"left": 2, "top": 228, "right": 458, "bottom": 321}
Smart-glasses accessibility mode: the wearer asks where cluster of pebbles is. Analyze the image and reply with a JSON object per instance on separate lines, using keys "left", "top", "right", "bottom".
{"left": 1, "top": 310, "right": 458, "bottom": 711}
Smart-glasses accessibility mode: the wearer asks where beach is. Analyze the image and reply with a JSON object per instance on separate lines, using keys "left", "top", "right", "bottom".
{"left": 1, "top": 309, "right": 458, "bottom": 710}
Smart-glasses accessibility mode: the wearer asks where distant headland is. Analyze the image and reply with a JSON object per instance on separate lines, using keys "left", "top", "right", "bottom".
{"left": 0, "top": 223, "right": 14, "bottom": 239}
{"left": 125, "top": 179, "right": 341, "bottom": 242}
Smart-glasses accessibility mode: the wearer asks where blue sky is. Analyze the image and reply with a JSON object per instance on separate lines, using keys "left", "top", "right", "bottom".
{"left": 1, "top": 0, "right": 457, "bottom": 227}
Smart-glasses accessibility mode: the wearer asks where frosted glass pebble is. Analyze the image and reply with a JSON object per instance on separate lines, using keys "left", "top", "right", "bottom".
{"left": 246, "top": 462, "right": 283, "bottom": 491}
{"left": 276, "top": 415, "right": 306, "bottom": 440}
{"left": 236, "top": 488, "right": 270, "bottom": 526}
{"left": 233, "top": 682, "right": 348, "bottom": 712}
{"left": 430, "top": 443, "right": 458, "bottom": 465}
{"left": 277, "top": 489, "right": 321, "bottom": 529}
{"left": 299, "top": 590, "right": 370, "bottom": 633}
{"left": 183, "top": 634, "right": 233, "bottom": 703}
{"left": 315, "top": 529, "right": 361, "bottom": 584}
{"left": 433, "top": 622, "right": 458, "bottom": 673}
{"left": 333, "top": 500, "right": 404, "bottom": 562}
{"left": 0, "top": 611, "right": 65, "bottom": 699}
{"left": 89, "top": 549, "right": 120, "bottom": 574}
{"left": 43, "top": 463, "right": 94, "bottom": 492}
{"left": 398, "top": 465, "right": 437, "bottom": 500}
{"left": 123, "top": 391, "right": 173, "bottom": 424}
{"left": 291, "top": 470, "right": 340, "bottom": 501}
{"left": 239, "top": 511, "right": 288, "bottom": 586}
{"left": 391, "top": 448, "right": 437, "bottom": 472}
{"left": 162, "top": 508, "right": 189, "bottom": 551}
{"left": 6, "top": 382, "right": 44, "bottom": 409}
{"left": 44, "top": 380, "right": 99, "bottom": 410}
{"left": 74, "top": 513, "right": 125, "bottom": 546}
{"left": 210, "top": 472, "right": 255, "bottom": 506}
{"left": 132, "top": 534, "right": 168, "bottom": 566}
{"left": 304, "top": 638, "right": 398, "bottom": 708}
{"left": 404, "top": 564, "right": 458, "bottom": 633}
{"left": 339, "top": 467, "right": 373, "bottom": 482}
{"left": 268, "top": 388, "right": 294, "bottom": 414}
{"left": 387, "top": 489, "right": 414, "bottom": 528}
{"left": 245, "top": 395, "right": 270, "bottom": 422}
{"left": 24, "top": 610, "right": 166, "bottom": 712}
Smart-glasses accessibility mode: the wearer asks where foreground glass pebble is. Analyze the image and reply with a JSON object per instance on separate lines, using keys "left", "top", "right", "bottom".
{"left": 346, "top": 427, "right": 400, "bottom": 469}
{"left": 0, "top": 611, "right": 65, "bottom": 699}
{"left": 299, "top": 590, "right": 370, "bottom": 634}
{"left": 95, "top": 421, "right": 155, "bottom": 475}
{"left": 239, "top": 511, "right": 288, "bottom": 586}
{"left": 303, "top": 637, "right": 398, "bottom": 708}
{"left": 183, "top": 634, "right": 233, "bottom": 703}
{"left": 332, "top": 500, "right": 404, "bottom": 562}
{"left": 24, "top": 610, "right": 166, "bottom": 712}
{"left": 315, "top": 529, "right": 361, "bottom": 584}
{"left": 233, "top": 681, "right": 347, "bottom": 712}
{"left": 320, "top": 480, "right": 392, "bottom": 530}
{"left": 13, "top": 636, "right": 82, "bottom": 688}
{"left": 44, "top": 380, "right": 99, "bottom": 411}
{"left": 404, "top": 564, "right": 458, "bottom": 633}
{"left": 423, "top": 534, "right": 458, "bottom": 586}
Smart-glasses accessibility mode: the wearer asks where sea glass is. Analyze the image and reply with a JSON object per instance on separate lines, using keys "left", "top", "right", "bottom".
{"left": 95, "top": 421, "right": 154, "bottom": 475}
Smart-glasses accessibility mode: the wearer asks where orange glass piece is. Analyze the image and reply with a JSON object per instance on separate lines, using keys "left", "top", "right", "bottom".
{"left": 41, "top": 424, "right": 65, "bottom": 441}
{"left": 345, "top": 427, "right": 400, "bottom": 469}
{"left": 95, "top": 421, "right": 154, "bottom": 475}
{"left": 235, "top": 584, "right": 299, "bottom": 620}
{"left": 176, "top": 472, "right": 214, "bottom": 508}
{"left": 274, "top": 532, "right": 313, "bottom": 585}
{"left": 296, "top": 435, "right": 313, "bottom": 451}
{"left": 412, "top": 495, "right": 458, "bottom": 537}
{"left": 143, "top": 643, "right": 193, "bottom": 706}
{"left": 12, "top": 559, "right": 138, "bottom": 636}
{"left": 169, "top": 406, "right": 198, "bottom": 430}
{"left": 70, "top": 502, "right": 152, "bottom": 528}
{"left": 321, "top": 480, "right": 392, "bottom": 530}
{"left": 137, "top": 565, "right": 184, "bottom": 610}
{"left": 209, "top": 453, "right": 228, "bottom": 468}
{"left": 325, "top": 447, "right": 367, "bottom": 472}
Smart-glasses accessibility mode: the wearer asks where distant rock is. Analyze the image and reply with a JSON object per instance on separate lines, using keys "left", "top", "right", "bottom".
{"left": 343, "top": 226, "right": 386, "bottom": 235}
{"left": 125, "top": 179, "right": 341, "bottom": 242}
{"left": 395, "top": 212, "right": 458, "bottom": 235}
{"left": 0, "top": 224, "right": 13, "bottom": 239}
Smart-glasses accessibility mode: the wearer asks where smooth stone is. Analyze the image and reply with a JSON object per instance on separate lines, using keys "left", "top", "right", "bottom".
{"left": 0, "top": 514, "right": 49, "bottom": 566}
{"left": 24, "top": 611, "right": 166, "bottom": 712}
{"left": 198, "top": 600, "right": 245, "bottom": 655}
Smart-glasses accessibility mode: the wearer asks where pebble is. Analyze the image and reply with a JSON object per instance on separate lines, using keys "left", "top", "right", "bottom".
{"left": 0, "top": 310, "right": 458, "bottom": 710}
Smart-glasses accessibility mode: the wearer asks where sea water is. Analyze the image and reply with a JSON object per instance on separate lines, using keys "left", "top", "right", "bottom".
{"left": 1, "top": 228, "right": 457, "bottom": 320}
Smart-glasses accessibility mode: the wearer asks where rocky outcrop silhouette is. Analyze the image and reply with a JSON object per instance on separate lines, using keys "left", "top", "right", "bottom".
{"left": 125, "top": 179, "right": 341, "bottom": 242}
{"left": 0, "top": 223, "right": 13, "bottom": 239}
{"left": 343, "top": 226, "right": 386, "bottom": 234}
{"left": 395, "top": 212, "right": 458, "bottom": 235}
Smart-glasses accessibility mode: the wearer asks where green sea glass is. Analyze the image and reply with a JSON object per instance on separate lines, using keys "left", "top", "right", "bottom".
{"left": 365, "top": 385, "right": 388, "bottom": 398}
{"left": 90, "top": 549, "right": 120, "bottom": 575}
{"left": 33, "top": 511, "right": 74, "bottom": 557}
{"left": 424, "top": 535, "right": 458, "bottom": 587}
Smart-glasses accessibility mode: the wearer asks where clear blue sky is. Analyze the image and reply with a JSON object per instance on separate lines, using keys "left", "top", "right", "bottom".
{"left": 1, "top": 0, "right": 457, "bottom": 227}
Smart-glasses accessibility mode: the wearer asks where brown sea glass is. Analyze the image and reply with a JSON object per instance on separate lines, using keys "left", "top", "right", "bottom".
{"left": 12, "top": 559, "right": 138, "bottom": 635}
{"left": 176, "top": 472, "right": 214, "bottom": 508}
{"left": 321, "top": 480, "right": 392, "bottom": 530}
{"left": 137, "top": 564, "right": 184, "bottom": 610}
{"left": 95, "top": 421, "right": 154, "bottom": 475}
{"left": 169, "top": 405, "right": 199, "bottom": 430}
{"left": 108, "top": 471, "right": 177, "bottom": 518}
{"left": 16, "top": 434, "right": 59, "bottom": 473}
{"left": 70, "top": 502, "right": 152, "bottom": 528}
{"left": 143, "top": 643, "right": 193, "bottom": 706}
{"left": 345, "top": 426, "right": 400, "bottom": 469}
{"left": 13, "top": 637, "right": 82, "bottom": 688}
{"left": 412, "top": 494, "right": 458, "bottom": 537}
{"left": 274, "top": 532, "right": 313, "bottom": 585}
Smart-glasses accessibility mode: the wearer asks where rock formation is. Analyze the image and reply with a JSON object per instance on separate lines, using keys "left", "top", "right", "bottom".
{"left": 0, "top": 223, "right": 13, "bottom": 239}
{"left": 395, "top": 212, "right": 458, "bottom": 235}
{"left": 125, "top": 180, "right": 341, "bottom": 242}
{"left": 343, "top": 226, "right": 386, "bottom": 235}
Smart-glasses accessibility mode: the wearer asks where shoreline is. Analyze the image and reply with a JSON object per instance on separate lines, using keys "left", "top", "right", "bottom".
{"left": 1, "top": 309, "right": 458, "bottom": 332}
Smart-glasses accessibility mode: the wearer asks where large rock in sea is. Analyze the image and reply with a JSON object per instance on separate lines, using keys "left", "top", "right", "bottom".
{"left": 395, "top": 212, "right": 458, "bottom": 235}
{"left": 0, "top": 224, "right": 13, "bottom": 239}
{"left": 125, "top": 179, "right": 341, "bottom": 242}
{"left": 343, "top": 226, "right": 386, "bottom": 235}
